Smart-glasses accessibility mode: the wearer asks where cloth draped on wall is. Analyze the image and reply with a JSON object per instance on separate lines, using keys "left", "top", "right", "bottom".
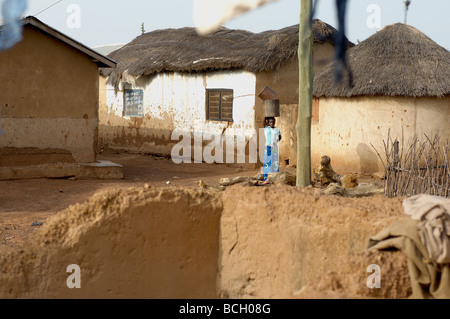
{"left": 402, "top": 194, "right": 450, "bottom": 264}
{"left": 367, "top": 194, "right": 450, "bottom": 299}
{"left": 263, "top": 126, "right": 280, "bottom": 180}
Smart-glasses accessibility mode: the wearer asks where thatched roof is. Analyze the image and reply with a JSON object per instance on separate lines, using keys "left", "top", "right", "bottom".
{"left": 105, "top": 19, "right": 353, "bottom": 89}
{"left": 313, "top": 23, "right": 450, "bottom": 98}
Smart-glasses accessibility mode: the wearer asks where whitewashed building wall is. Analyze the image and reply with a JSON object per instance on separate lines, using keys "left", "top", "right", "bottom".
{"left": 100, "top": 69, "right": 258, "bottom": 162}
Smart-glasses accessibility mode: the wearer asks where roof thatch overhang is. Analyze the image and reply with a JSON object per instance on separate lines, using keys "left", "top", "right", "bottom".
{"left": 105, "top": 19, "right": 353, "bottom": 89}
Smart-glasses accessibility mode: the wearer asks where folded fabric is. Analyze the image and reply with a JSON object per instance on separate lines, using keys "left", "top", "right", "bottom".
{"left": 402, "top": 194, "right": 450, "bottom": 264}
{"left": 367, "top": 217, "right": 450, "bottom": 299}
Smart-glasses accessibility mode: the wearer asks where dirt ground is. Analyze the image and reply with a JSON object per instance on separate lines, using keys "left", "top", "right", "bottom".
{"left": 0, "top": 152, "right": 267, "bottom": 254}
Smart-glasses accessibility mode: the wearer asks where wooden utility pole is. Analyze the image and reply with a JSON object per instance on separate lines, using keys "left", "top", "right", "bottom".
{"left": 296, "top": 0, "right": 313, "bottom": 187}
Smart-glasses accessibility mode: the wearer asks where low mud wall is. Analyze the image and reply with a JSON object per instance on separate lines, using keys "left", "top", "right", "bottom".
{"left": 219, "top": 185, "right": 410, "bottom": 299}
{"left": 0, "top": 187, "right": 221, "bottom": 299}
{"left": 0, "top": 185, "right": 411, "bottom": 299}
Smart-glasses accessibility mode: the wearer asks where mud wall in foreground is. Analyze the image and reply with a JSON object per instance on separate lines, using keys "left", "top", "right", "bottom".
{"left": 219, "top": 185, "right": 410, "bottom": 299}
{"left": 0, "top": 187, "right": 221, "bottom": 299}
{"left": 0, "top": 185, "right": 410, "bottom": 299}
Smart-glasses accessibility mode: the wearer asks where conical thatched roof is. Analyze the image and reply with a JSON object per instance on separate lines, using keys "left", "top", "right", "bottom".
{"left": 105, "top": 19, "right": 353, "bottom": 89}
{"left": 313, "top": 23, "right": 450, "bottom": 98}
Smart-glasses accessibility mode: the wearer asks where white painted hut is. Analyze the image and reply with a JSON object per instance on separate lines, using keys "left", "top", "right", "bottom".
{"left": 312, "top": 23, "right": 450, "bottom": 175}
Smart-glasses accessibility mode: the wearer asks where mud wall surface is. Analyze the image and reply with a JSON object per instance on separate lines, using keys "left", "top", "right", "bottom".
{"left": 0, "top": 185, "right": 411, "bottom": 299}
{"left": 0, "top": 187, "right": 221, "bottom": 299}
{"left": 276, "top": 96, "right": 450, "bottom": 175}
{"left": 311, "top": 96, "right": 450, "bottom": 175}
{"left": 0, "top": 26, "right": 99, "bottom": 164}
{"left": 218, "top": 185, "right": 409, "bottom": 298}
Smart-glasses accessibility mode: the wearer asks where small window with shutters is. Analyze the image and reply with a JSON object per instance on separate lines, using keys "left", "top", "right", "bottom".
{"left": 206, "top": 89, "right": 233, "bottom": 122}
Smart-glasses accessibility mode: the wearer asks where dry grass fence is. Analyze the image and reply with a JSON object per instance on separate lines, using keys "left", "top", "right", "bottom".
{"left": 372, "top": 130, "right": 450, "bottom": 198}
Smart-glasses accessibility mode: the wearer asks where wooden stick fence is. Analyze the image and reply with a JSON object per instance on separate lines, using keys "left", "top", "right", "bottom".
{"left": 371, "top": 130, "right": 450, "bottom": 198}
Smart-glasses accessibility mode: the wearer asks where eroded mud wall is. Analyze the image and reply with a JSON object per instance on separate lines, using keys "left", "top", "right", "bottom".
{"left": 0, "top": 185, "right": 410, "bottom": 299}
{"left": 0, "top": 187, "right": 221, "bottom": 299}
{"left": 219, "top": 185, "right": 408, "bottom": 298}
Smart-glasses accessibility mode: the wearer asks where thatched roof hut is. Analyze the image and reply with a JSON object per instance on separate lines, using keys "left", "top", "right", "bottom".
{"left": 105, "top": 19, "right": 353, "bottom": 89}
{"left": 313, "top": 23, "right": 450, "bottom": 98}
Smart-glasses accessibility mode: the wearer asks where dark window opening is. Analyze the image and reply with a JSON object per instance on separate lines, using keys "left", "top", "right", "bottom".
{"left": 206, "top": 89, "right": 233, "bottom": 121}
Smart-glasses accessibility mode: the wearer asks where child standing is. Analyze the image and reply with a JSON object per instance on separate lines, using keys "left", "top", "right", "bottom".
{"left": 263, "top": 117, "right": 281, "bottom": 183}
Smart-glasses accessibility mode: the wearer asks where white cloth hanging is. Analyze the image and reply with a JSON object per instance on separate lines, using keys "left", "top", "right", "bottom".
{"left": 193, "top": 0, "right": 279, "bottom": 35}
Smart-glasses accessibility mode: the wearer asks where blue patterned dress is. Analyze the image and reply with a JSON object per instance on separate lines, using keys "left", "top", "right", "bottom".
{"left": 263, "top": 126, "right": 280, "bottom": 181}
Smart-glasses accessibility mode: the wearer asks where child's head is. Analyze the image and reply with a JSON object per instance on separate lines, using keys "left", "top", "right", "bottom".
{"left": 267, "top": 117, "right": 276, "bottom": 128}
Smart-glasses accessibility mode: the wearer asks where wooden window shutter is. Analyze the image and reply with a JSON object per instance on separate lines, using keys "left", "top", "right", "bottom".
{"left": 206, "top": 89, "right": 233, "bottom": 121}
